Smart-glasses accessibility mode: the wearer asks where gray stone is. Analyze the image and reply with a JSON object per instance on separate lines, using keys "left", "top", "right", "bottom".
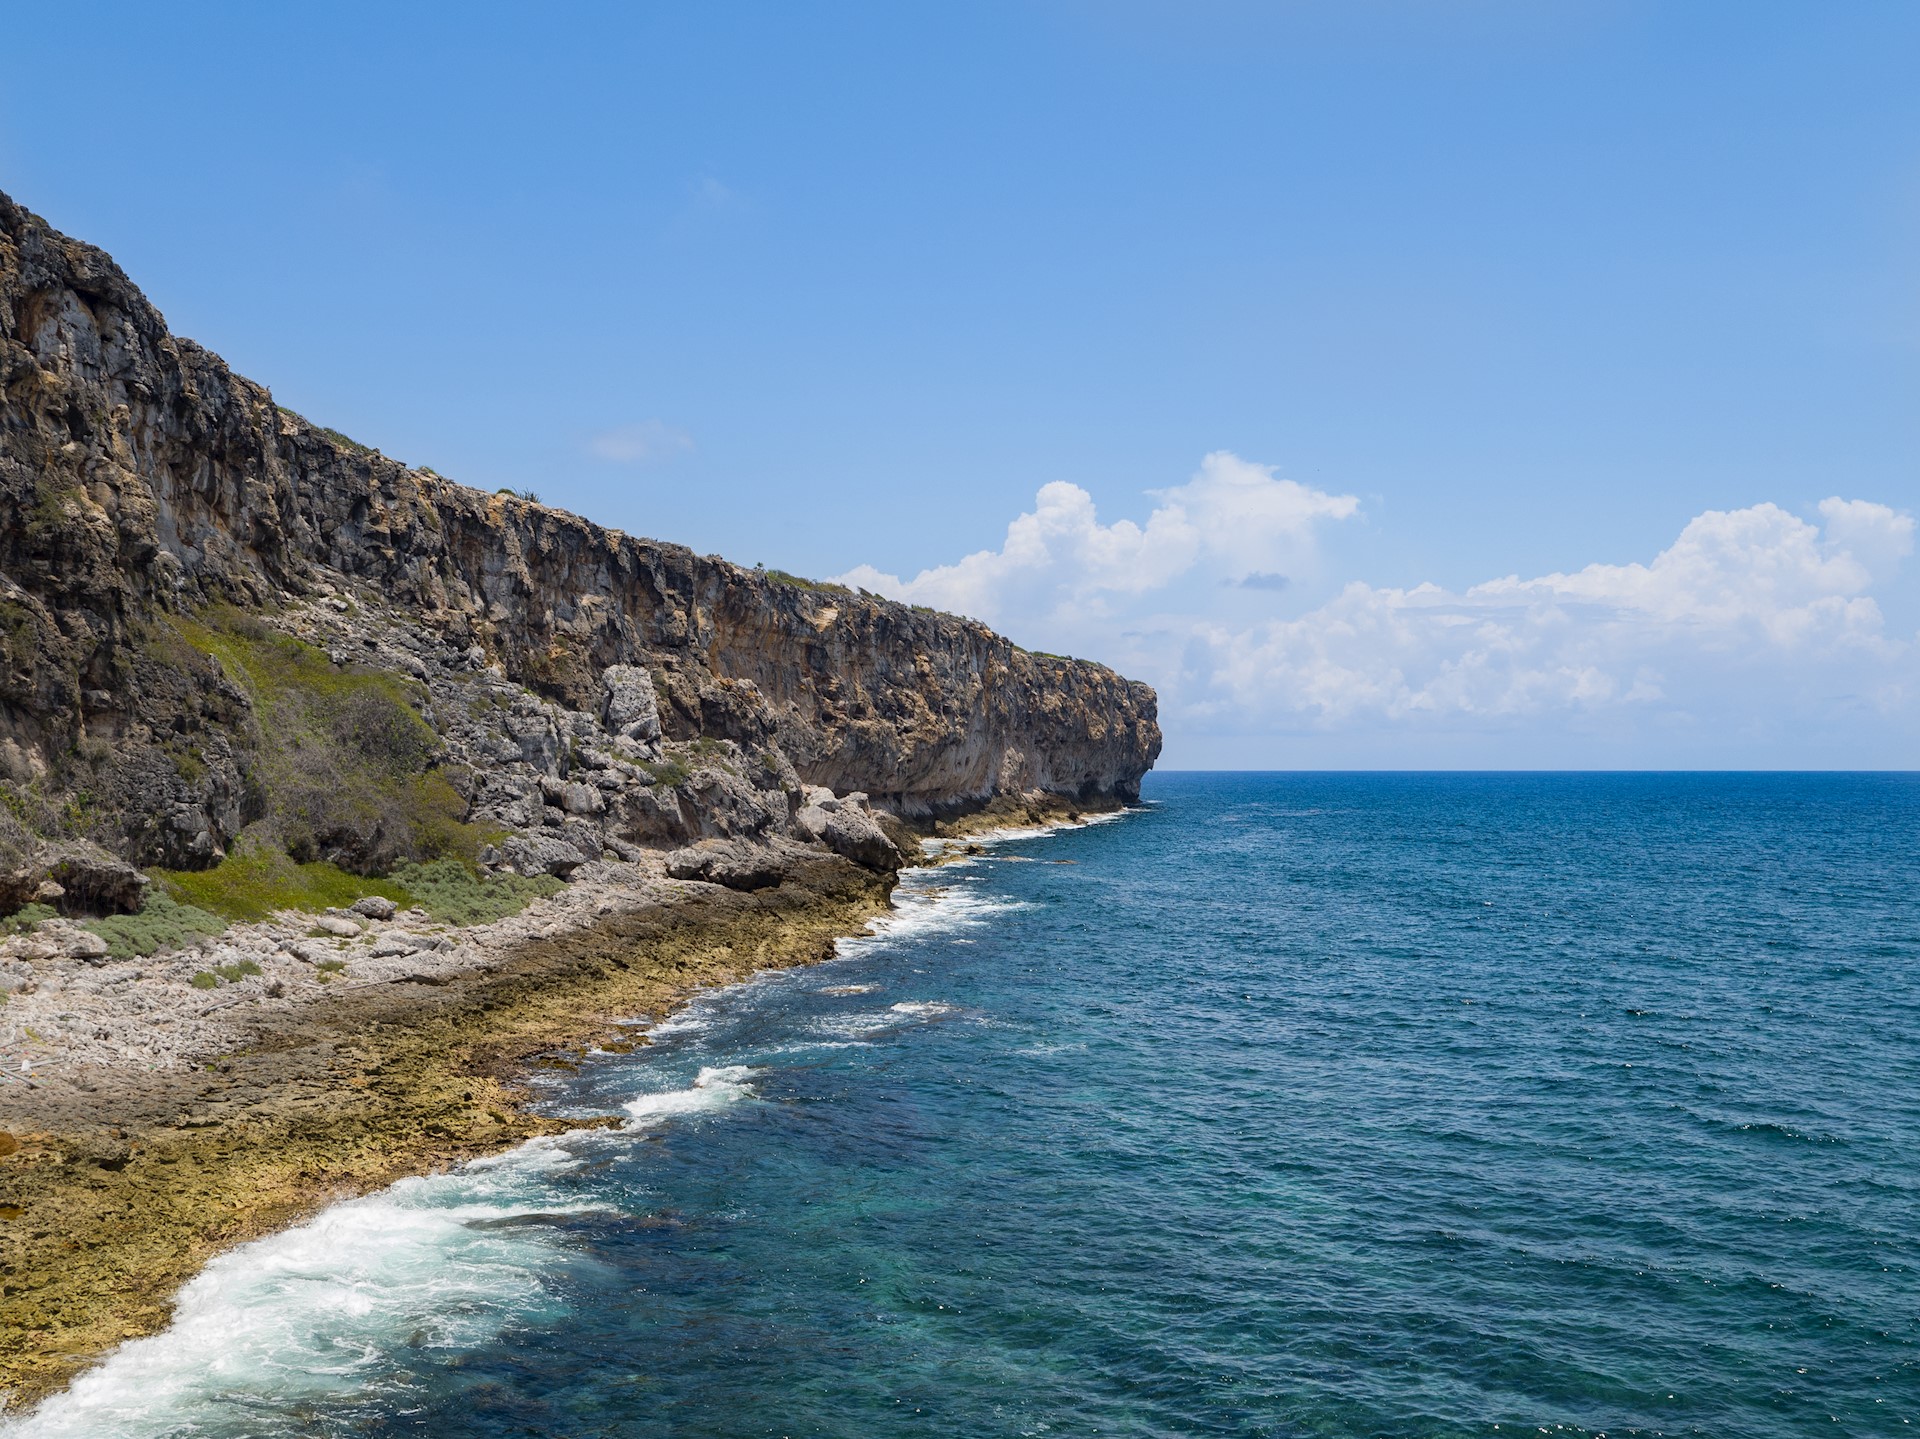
{"left": 63, "top": 929, "right": 111, "bottom": 961}
{"left": 499, "top": 833, "right": 591, "bottom": 879}
{"left": 48, "top": 850, "right": 151, "bottom": 916}
{"left": 818, "top": 805, "right": 905, "bottom": 872}
{"left": 314, "top": 915, "right": 363, "bottom": 938}
{"left": 560, "top": 781, "right": 605, "bottom": 816}
{"left": 665, "top": 839, "right": 790, "bottom": 891}
{"left": 601, "top": 665, "right": 662, "bottom": 743}
{"left": 350, "top": 896, "right": 399, "bottom": 921}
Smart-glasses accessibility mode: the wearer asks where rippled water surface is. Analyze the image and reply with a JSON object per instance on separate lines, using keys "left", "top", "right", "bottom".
{"left": 14, "top": 773, "right": 1919, "bottom": 1437}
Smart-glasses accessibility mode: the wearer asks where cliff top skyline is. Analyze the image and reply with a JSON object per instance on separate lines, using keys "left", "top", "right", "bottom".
{"left": 6, "top": 1, "right": 1913, "bottom": 767}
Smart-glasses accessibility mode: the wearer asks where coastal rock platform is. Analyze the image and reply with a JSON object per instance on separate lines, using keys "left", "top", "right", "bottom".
{"left": 0, "top": 848, "right": 899, "bottom": 1409}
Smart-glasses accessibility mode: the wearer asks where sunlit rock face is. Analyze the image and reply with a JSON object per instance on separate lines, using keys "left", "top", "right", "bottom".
{"left": 0, "top": 190, "right": 1160, "bottom": 897}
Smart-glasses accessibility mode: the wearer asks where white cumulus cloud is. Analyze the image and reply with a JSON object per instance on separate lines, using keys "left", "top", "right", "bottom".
{"left": 837, "top": 451, "right": 1358, "bottom": 625}
{"left": 840, "top": 453, "right": 1917, "bottom": 766}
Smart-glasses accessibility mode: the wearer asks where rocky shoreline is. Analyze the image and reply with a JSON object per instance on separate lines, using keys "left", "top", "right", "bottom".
{"left": 0, "top": 189, "right": 1160, "bottom": 1414}
{"left": 0, "top": 849, "right": 892, "bottom": 1411}
{"left": 0, "top": 793, "right": 1097, "bottom": 1413}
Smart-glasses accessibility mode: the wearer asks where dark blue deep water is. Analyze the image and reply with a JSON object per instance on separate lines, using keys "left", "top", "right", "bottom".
{"left": 16, "top": 774, "right": 1920, "bottom": 1438}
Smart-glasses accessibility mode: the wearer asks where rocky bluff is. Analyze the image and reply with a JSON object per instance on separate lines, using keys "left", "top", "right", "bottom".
{"left": 0, "top": 191, "right": 1160, "bottom": 911}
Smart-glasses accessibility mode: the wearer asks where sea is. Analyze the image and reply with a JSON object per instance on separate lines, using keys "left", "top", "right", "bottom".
{"left": 9, "top": 772, "right": 1917, "bottom": 1438}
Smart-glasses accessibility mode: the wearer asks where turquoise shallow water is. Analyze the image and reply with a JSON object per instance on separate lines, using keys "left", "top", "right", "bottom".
{"left": 14, "top": 773, "right": 1919, "bottom": 1437}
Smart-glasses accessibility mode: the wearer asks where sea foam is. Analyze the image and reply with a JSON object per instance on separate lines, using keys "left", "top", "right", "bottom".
{"left": 4, "top": 1143, "right": 591, "bottom": 1438}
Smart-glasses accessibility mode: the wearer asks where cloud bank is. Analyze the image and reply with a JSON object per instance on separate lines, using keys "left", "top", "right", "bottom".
{"left": 839, "top": 454, "right": 1917, "bottom": 766}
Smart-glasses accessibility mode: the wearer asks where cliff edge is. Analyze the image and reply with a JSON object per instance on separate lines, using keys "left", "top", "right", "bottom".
{"left": 0, "top": 190, "right": 1159, "bottom": 916}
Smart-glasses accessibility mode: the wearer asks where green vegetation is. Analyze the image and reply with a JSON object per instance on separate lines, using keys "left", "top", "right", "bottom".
{"left": 153, "top": 850, "right": 556, "bottom": 932}
{"left": 495, "top": 487, "right": 541, "bottom": 503}
{"left": 763, "top": 568, "right": 851, "bottom": 595}
{"left": 156, "top": 847, "right": 414, "bottom": 924}
{"left": 168, "top": 610, "right": 493, "bottom": 871}
{"left": 389, "top": 859, "right": 562, "bottom": 927}
{"left": 0, "top": 904, "right": 55, "bottom": 938}
{"left": 187, "top": 958, "right": 263, "bottom": 990}
{"left": 24, "top": 478, "right": 81, "bottom": 539}
{"left": 638, "top": 757, "right": 692, "bottom": 788}
{"left": 276, "top": 406, "right": 376, "bottom": 457}
{"left": 88, "top": 892, "right": 227, "bottom": 959}
{"left": 0, "top": 597, "right": 38, "bottom": 674}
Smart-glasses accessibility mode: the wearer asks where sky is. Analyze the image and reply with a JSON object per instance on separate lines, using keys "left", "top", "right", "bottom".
{"left": 2, "top": 1, "right": 1915, "bottom": 768}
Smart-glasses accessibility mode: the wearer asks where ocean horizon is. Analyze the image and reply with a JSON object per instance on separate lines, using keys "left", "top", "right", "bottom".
{"left": 10, "top": 771, "right": 1916, "bottom": 1437}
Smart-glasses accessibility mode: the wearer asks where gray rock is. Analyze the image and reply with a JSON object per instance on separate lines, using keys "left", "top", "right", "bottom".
{"left": 368, "top": 936, "right": 418, "bottom": 958}
{"left": 665, "top": 839, "right": 791, "bottom": 891}
{"left": 350, "top": 896, "right": 399, "bottom": 921}
{"left": 63, "top": 929, "right": 111, "bottom": 961}
{"left": 48, "top": 849, "right": 151, "bottom": 916}
{"left": 818, "top": 805, "right": 905, "bottom": 872}
{"left": 314, "top": 915, "right": 363, "bottom": 938}
{"left": 796, "top": 789, "right": 903, "bottom": 871}
{"left": 0, "top": 194, "right": 1162, "bottom": 912}
{"left": 560, "top": 781, "right": 605, "bottom": 816}
{"left": 499, "top": 833, "right": 591, "bottom": 879}
{"left": 601, "top": 666, "right": 662, "bottom": 744}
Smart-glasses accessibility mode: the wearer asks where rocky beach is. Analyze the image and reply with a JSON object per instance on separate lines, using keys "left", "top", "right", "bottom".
{"left": 0, "top": 189, "right": 1158, "bottom": 1411}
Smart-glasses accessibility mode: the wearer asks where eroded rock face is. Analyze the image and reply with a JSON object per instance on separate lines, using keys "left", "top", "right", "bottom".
{"left": 0, "top": 190, "right": 1161, "bottom": 907}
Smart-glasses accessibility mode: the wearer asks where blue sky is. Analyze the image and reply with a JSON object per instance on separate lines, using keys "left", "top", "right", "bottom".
{"left": 3, "top": 1, "right": 1915, "bottom": 767}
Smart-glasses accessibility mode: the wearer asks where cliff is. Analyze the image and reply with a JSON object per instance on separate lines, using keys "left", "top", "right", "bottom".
{"left": 0, "top": 191, "right": 1159, "bottom": 910}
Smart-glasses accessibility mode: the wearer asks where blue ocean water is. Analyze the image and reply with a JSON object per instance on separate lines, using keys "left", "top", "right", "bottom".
{"left": 13, "top": 773, "right": 1919, "bottom": 1438}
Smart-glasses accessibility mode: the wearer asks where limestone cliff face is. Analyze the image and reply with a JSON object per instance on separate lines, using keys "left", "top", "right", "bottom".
{"left": 0, "top": 191, "right": 1159, "bottom": 900}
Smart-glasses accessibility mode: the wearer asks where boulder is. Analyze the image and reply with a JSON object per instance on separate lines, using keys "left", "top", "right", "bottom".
{"left": 499, "top": 833, "right": 590, "bottom": 879}
{"left": 664, "top": 838, "right": 791, "bottom": 891}
{"left": 601, "top": 665, "right": 662, "bottom": 744}
{"left": 561, "top": 781, "right": 605, "bottom": 816}
{"left": 350, "top": 895, "right": 398, "bottom": 921}
{"left": 62, "top": 928, "right": 111, "bottom": 961}
{"left": 794, "top": 790, "right": 904, "bottom": 872}
{"left": 314, "top": 915, "right": 362, "bottom": 938}
{"left": 49, "top": 849, "right": 150, "bottom": 916}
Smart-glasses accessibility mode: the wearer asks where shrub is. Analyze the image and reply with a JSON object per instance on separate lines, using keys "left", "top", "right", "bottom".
{"left": 88, "top": 892, "right": 227, "bottom": 959}
{"left": 389, "top": 859, "right": 563, "bottom": 927}
{"left": 0, "top": 903, "right": 56, "bottom": 937}
{"left": 639, "top": 757, "right": 692, "bottom": 788}
{"left": 168, "top": 611, "right": 486, "bottom": 871}
{"left": 157, "top": 847, "right": 414, "bottom": 924}
{"left": 763, "top": 569, "right": 850, "bottom": 595}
